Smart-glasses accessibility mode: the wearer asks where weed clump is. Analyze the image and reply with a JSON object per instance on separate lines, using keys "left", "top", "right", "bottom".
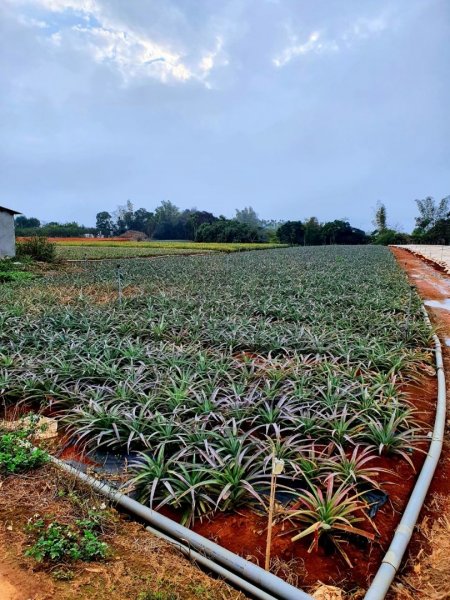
{"left": 25, "top": 516, "right": 109, "bottom": 563}
{"left": 17, "top": 236, "right": 56, "bottom": 262}
{"left": 0, "top": 429, "right": 48, "bottom": 474}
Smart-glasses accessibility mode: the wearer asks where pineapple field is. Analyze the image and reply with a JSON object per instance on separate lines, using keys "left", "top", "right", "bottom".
{"left": 0, "top": 246, "right": 434, "bottom": 590}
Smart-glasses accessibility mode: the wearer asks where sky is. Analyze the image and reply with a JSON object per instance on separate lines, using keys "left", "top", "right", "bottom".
{"left": 1, "top": 0, "right": 449, "bottom": 232}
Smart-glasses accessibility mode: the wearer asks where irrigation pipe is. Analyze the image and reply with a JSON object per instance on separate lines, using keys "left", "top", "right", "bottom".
{"left": 47, "top": 455, "right": 313, "bottom": 600}
{"left": 365, "top": 307, "right": 446, "bottom": 600}
{"left": 144, "top": 525, "right": 277, "bottom": 600}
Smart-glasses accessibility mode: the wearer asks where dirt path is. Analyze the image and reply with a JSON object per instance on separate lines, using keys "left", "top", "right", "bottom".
{"left": 390, "top": 247, "right": 450, "bottom": 600}
{"left": 0, "top": 558, "right": 49, "bottom": 600}
{"left": 0, "top": 570, "right": 19, "bottom": 600}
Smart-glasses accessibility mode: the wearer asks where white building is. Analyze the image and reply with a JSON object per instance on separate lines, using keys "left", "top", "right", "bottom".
{"left": 0, "top": 205, "right": 21, "bottom": 258}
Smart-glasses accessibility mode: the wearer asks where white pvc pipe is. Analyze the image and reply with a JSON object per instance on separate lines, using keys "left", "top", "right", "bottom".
{"left": 145, "top": 525, "right": 278, "bottom": 600}
{"left": 48, "top": 455, "right": 313, "bottom": 600}
{"left": 365, "top": 315, "right": 446, "bottom": 599}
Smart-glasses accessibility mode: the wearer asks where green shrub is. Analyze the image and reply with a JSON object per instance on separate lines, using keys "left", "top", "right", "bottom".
{"left": 16, "top": 236, "right": 56, "bottom": 262}
{"left": 0, "top": 429, "right": 48, "bottom": 474}
{"left": 372, "top": 229, "right": 410, "bottom": 245}
{"left": 0, "top": 271, "right": 34, "bottom": 283}
{"left": 25, "top": 518, "right": 109, "bottom": 563}
{"left": 0, "top": 258, "right": 34, "bottom": 283}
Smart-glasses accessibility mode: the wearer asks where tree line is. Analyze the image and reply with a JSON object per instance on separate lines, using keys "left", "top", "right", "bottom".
{"left": 15, "top": 195, "right": 450, "bottom": 245}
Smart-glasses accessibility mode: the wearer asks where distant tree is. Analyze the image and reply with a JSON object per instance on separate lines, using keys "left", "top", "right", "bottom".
{"left": 114, "top": 200, "right": 135, "bottom": 234}
{"left": 15, "top": 216, "right": 41, "bottom": 229}
{"left": 96, "top": 211, "right": 114, "bottom": 237}
{"left": 322, "top": 220, "right": 367, "bottom": 245}
{"left": 411, "top": 195, "right": 450, "bottom": 244}
{"left": 132, "top": 208, "right": 156, "bottom": 238}
{"left": 423, "top": 218, "right": 450, "bottom": 244}
{"left": 303, "top": 217, "right": 323, "bottom": 245}
{"left": 414, "top": 196, "right": 449, "bottom": 232}
{"left": 155, "top": 200, "right": 180, "bottom": 224}
{"left": 187, "top": 210, "right": 217, "bottom": 240}
{"left": 373, "top": 202, "right": 387, "bottom": 232}
{"left": 276, "top": 221, "right": 304, "bottom": 245}
{"left": 196, "top": 219, "right": 262, "bottom": 243}
{"left": 153, "top": 200, "right": 183, "bottom": 239}
{"left": 235, "top": 206, "right": 260, "bottom": 228}
{"left": 40, "top": 222, "right": 95, "bottom": 237}
{"left": 373, "top": 229, "right": 410, "bottom": 245}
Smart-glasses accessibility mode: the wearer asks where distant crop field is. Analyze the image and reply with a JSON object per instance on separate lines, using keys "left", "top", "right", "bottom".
{"left": 51, "top": 239, "right": 283, "bottom": 249}
{"left": 55, "top": 245, "right": 211, "bottom": 260}
{"left": 46, "top": 240, "right": 284, "bottom": 259}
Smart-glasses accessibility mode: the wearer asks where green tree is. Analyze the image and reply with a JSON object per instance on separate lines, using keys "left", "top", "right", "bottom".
{"left": 414, "top": 196, "right": 449, "bottom": 232}
{"left": 276, "top": 221, "right": 304, "bottom": 245}
{"left": 235, "top": 206, "right": 260, "bottom": 228}
{"left": 15, "top": 216, "right": 41, "bottom": 229}
{"left": 322, "top": 220, "right": 367, "bottom": 245}
{"left": 196, "top": 219, "right": 262, "bottom": 243}
{"left": 373, "top": 229, "right": 410, "bottom": 245}
{"left": 95, "top": 211, "right": 114, "bottom": 237}
{"left": 303, "top": 217, "right": 323, "bottom": 245}
{"left": 132, "top": 208, "right": 156, "bottom": 238}
{"left": 373, "top": 202, "right": 387, "bottom": 232}
{"left": 187, "top": 210, "right": 217, "bottom": 240}
{"left": 153, "top": 200, "right": 183, "bottom": 239}
{"left": 114, "top": 201, "right": 135, "bottom": 234}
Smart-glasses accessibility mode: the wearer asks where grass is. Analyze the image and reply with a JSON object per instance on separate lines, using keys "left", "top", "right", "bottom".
{"left": 0, "top": 246, "right": 433, "bottom": 560}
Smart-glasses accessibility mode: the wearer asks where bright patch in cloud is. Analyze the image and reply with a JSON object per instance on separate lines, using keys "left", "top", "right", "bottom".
{"left": 273, "top": 31, "right": 338, "bottom": 67}
{"left": 71, "top": 24, "right": 192, "bottom": 83}
{"left": 9, "top": 0, "right": 227, "bottom": 85}
{"left": 274, "top": 14, "right": 389, "bottom": 67}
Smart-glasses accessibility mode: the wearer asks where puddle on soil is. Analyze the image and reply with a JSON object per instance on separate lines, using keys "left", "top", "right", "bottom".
{"left": 424, "top": 299, "right": 450, "bottom": 310}
{"left": 445, "top": 338, "right": 450, "bottom": 347}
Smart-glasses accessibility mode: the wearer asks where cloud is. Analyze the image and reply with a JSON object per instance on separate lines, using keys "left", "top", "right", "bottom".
{"left": 1, "top": 0, "right": 448, "bottom": 233}
{"left": 273, "top": 31, "right": 339, "bottom": 67}
{"left": 70, "top": 24, "right": 193, "bottom": 83}
{"left": 273, "top": 13, "right": 388, "bottom": 67}
{"left": 7, "top": 0, "right": 228, "bottom": 85}
{"left": 23, "top": 0, "right": 96, "bottom": 12}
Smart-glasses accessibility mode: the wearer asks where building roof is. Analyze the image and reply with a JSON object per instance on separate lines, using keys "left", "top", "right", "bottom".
{"left": 0, "top": 205, "right": 21, "bottom": 215}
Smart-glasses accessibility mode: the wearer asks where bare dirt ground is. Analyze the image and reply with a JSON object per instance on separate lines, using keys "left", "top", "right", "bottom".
{"left": 389, "top": 247, "right": 450, "bottom": 600}
{"left": 396, "top": 245, "right": 450, "bottom": 276}
{"left": 0, "top": 465, "right": 245, "bottom": 600}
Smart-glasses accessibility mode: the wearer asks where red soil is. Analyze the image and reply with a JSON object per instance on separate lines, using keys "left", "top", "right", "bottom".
{"left": 388, "top": 248, "right": 450, "bottom": 577}
{"left": 16, "top": 237, "right": 127, "bottom": 243}
{"left": 2, "top": 246, "right": 447, "bottom": 594}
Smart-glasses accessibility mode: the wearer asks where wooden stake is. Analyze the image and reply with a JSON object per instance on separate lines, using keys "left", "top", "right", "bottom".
{"left": 265, "top": 456, "right": 284, "bottom": 571}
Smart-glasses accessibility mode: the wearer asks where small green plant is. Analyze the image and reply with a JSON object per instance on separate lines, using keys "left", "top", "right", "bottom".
{"left": 0, "top": 258, "right": 34, "bottom": 283}
{"left": 0, "top": 429, "right": 48, "bottom": 474}
{"left": 25, "top": 517, "right": 109, "bottom": 563}
{"left": 16, "top": 236, "right": 56, "bottom": 262}
{"left": 0, "top": 270, "right": 34, "bottom": 283}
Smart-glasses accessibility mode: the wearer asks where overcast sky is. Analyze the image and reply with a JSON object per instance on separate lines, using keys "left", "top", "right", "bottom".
{"left": 1, "top": 0, "right": 449, "bottom": 232}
